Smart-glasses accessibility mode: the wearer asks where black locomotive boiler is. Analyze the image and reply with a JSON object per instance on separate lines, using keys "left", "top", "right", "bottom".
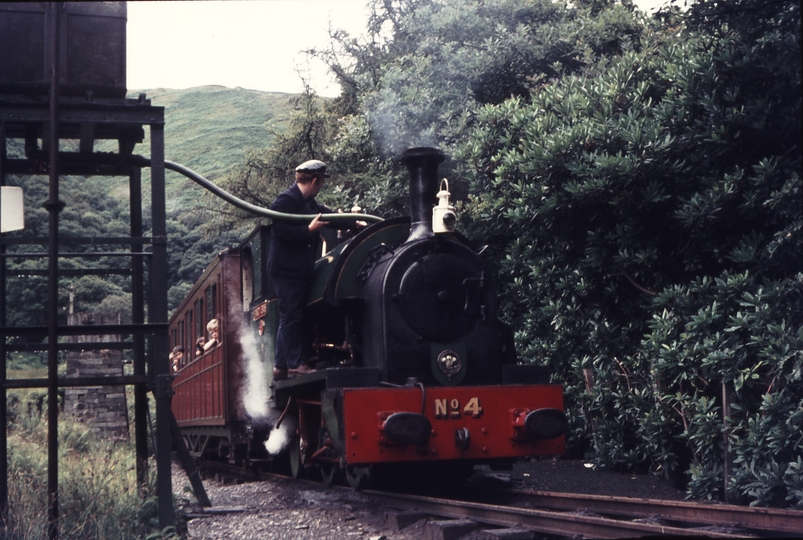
{"left": 169, "top": 147, "right": 568, "bottom": 487}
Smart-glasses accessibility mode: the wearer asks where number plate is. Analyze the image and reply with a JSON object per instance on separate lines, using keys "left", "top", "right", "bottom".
{"left": 433, "top": 397, "right": 483, "bottom": 419}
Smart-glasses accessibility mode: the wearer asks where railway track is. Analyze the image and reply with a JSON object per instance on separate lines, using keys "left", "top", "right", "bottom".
{"left": 492, "top": 487, "right": 803, "bottom": 536}
{"left": 369, "top": 488, "right": 802, "bottom": 539}
{"left": 195, "top": 460, "right": 802, "bottom": 538}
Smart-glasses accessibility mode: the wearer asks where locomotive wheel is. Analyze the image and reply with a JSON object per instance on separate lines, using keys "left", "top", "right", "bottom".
{"left": 345, "top": 465, "right": 371, "bottom": 490}
{"left": 319, "top": 463, "right": 340, "bottom": 487}
{"left": 289, "top": 438, "right": 306, "bottom": 480}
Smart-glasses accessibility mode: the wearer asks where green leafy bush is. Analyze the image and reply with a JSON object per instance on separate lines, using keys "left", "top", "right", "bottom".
{"left": 308, "top": 0, "right": 801, "bottom": 505}
{"left": 456, "top": 3, "right": 801, "bottom": 505}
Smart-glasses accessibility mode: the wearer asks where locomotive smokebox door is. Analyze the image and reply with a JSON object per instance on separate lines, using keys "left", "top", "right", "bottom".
{"left": 398, "top": 254, "right": 479, "bottom": 342}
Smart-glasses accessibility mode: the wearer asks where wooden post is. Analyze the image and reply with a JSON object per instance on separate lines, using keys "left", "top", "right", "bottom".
{"left": 722, "top": 381, "right": 732, "bottom": 503}
{"left": 583, "top": 368, "right": 600, "bottom": 451}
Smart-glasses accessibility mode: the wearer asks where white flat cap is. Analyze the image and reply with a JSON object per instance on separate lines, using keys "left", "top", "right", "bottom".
{"left": 295, "top": 159, "right": 329, "bottom": 176}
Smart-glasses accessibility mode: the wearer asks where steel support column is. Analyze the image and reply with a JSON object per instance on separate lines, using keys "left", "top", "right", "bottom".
{"left": 149, "top": 124, "right": 173, "bottom": 528}
{"left": 45, "top": 4, "right": 62, "bottom": 538}
{"left": 130, "top": 165, "right": 149, "bottom": 490}
{"left": 0, "top": 118, "right": 8, "bottom": 516}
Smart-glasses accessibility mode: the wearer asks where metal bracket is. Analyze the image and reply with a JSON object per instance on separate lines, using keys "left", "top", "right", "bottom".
{"left": 155, "top": 374, "right": 175, "bottom": 399}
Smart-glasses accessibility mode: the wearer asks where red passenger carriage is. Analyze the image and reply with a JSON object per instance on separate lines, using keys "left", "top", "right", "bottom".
{"left": 170, "top": 250, "right": 261, "bottom": 461}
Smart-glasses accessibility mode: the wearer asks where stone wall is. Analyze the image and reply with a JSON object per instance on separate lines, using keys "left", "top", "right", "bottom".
{"left": 63, "top": 312, "right": 129, "bottom": 441}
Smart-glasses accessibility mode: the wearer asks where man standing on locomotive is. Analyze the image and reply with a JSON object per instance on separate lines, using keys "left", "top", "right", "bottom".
{"left": 267, "top": 160, "right": 358, "bottom": 380}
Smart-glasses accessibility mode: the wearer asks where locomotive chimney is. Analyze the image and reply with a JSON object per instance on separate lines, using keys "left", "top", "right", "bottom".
{"left": 401, "top": 147, "right": 445, "bottom": 242}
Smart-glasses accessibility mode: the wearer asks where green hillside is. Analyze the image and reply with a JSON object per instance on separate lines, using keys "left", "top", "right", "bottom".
{"left": 125, "top": 85, "right": 298, "bottom": 213}
{"left": 4, "top": 86, "right": 302, "bottom": 327}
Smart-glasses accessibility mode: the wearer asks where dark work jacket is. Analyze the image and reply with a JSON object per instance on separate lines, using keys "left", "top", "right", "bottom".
{"left": 267, "top": 183, "right": 352, "bottom": 280}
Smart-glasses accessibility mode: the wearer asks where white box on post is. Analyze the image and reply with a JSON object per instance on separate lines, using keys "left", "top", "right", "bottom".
{"left": 1, "top": 186, "right": 25, "bottom": 232}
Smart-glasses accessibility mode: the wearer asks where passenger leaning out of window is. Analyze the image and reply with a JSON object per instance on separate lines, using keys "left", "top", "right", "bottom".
{"left": 170, "top": 345, "right": 184, "bottom": 372}
{"left": 196, "top": 318, "right": 220, "bottom": 356}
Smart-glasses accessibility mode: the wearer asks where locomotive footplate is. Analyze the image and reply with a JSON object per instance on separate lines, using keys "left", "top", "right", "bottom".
{"left": 272, "top": 367, "right": 380, "bottom": 408}
{"left": 273, "top": 367, "right": 379, "bottom": 389}
{"left": 333, "top": 385, "right": 566, "bottom": 465}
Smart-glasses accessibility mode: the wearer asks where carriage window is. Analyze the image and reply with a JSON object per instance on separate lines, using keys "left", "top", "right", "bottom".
{"left": 242, "top": 247, "right": 254, "bottom": 310}
{"left": 186, "top": 310, "right": 193, "bottom": 358}
{"left": 177, "top": 321, "right": 185, "bottom": 359}
{"left": 254, "top": 235, "right": 264, "bottom": 301}
{"left": 206, "top": 284, "right": 216, "bottom": 323}
{"left": 194, "top": 299, "right": 204, "bottom": 344}
{"left": 170, "top": 329, "right": 176, "bottom": 350}
{"left": 205, "top": 317, "right": 221, "bottom": 353}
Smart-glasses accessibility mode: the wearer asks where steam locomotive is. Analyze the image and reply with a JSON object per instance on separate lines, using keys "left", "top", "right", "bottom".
{"left": 169, "top": 147, "right": 567, "bottom": 487}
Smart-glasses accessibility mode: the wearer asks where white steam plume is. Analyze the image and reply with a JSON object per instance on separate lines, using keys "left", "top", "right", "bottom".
{"left": 229, "top": 288, "right": 269, "bottom": 419}
{"left": 264, "top": 413, "right": 297, "bottom": 455}
{"left": 227, "top": 271, "right": 294, "bottom": 457}
{"left": 240, "top": 327, "right": 269, "bottom": 418}
{"left": 235, "top": 314, "right": 294, "bottom": 456}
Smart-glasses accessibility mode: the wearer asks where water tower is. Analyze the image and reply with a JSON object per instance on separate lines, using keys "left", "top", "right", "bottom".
{"left": 0, "top": 2, "right": 175, "bottom": 533}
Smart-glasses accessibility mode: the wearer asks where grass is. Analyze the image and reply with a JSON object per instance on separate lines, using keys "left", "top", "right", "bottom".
{"left": 2, "top": 372, "right": 184, "bottom": 540}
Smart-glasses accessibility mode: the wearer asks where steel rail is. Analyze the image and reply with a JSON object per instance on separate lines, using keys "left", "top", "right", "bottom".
{"left": 503, "top": 488, "right": 803, "bottom": 535}
{"left": 192, "top": 461, "right": 789, "bottom": 537}
{"left": 366, "top": 490, "right": 751, "bottom": 539}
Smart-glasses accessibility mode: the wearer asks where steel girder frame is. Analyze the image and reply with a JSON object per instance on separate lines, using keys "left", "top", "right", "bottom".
{"left": 0, "top": 83, "right": 172, "bottom": 540}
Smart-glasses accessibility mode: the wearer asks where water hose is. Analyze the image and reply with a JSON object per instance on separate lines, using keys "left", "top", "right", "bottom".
{"left": 145, "top": 157, "right": 383, "bottom": 223}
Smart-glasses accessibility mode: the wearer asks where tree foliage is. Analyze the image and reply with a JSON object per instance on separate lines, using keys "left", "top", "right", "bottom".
{"left": 301, "top": 0, "right": 801, "bottom": 504}
{"left": 452, "top": 0, "right": 800, "bottom": 505}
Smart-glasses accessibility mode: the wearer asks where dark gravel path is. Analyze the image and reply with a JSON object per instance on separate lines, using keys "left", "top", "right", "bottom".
{"left": 174, "top": 458, "right": 686, "bottom": 539}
